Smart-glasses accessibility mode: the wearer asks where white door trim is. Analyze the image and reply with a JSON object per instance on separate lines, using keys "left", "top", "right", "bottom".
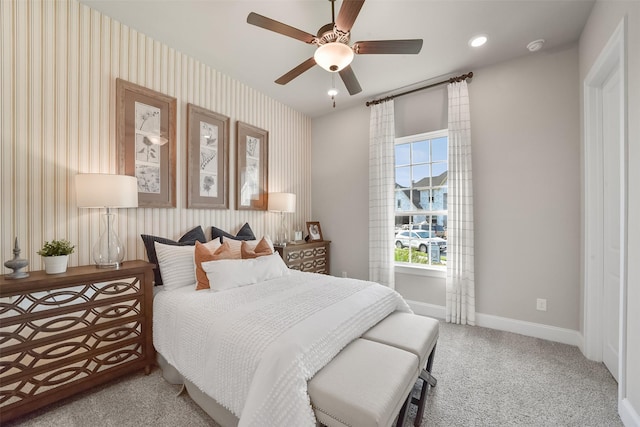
{"left": 582, "top": 15, "right": 627, "bottom": 409}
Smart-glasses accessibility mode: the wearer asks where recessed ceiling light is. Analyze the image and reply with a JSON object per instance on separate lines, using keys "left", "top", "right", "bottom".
{"left": 327, "top": 88, "right": 338, "bottom": 97}
{"left": 469, "top": 35, "right": 488, "bottom": 48}
{"left": 527, "top": 39, "right": 545, "bottom": 52}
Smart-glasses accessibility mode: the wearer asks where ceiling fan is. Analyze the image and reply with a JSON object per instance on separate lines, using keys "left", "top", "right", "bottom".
{"left": 247, "top": 0, "right": 423, "bottom": 96}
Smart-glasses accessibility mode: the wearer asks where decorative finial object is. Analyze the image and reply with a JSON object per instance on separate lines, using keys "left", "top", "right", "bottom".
{"left": 4, "top": 237, "right": 29, "bottom": 279}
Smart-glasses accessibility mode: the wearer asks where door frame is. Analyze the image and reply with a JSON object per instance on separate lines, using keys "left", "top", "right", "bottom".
{"left": 582, "top": 17, "right": 627, "bottom": 406}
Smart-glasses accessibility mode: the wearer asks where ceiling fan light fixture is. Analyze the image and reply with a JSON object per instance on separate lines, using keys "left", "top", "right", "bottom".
{"left": 314, "top": 42, "right": 354, "bottom": 72}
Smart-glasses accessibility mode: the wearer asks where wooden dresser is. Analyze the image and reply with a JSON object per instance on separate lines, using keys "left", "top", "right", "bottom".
{"left": 275, "top": 240, "right": 331, "bottom": 274}
{"left": 0, "top": 261, "right": 154, "bottom": 423}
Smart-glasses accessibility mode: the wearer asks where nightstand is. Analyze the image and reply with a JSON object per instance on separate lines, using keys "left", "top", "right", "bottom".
{"left": 0, "top": 261, "right": 154, "bottom": 423}
{"left": 274, "top": 240, "right": 331, "bottom": 274}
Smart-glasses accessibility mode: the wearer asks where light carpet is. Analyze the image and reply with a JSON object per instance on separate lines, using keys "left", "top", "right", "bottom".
{"left": 5, "top": 321, "right": 621, "bottom": 427}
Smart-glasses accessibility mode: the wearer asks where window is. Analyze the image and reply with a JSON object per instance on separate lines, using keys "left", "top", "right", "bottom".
{"left": 394, "top": 130, "right": 447, "bottom": 269}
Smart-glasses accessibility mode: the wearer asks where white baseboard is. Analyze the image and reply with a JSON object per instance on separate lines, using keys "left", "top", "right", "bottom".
{"left": 475, "top": 312, "right": 582, "bottom": 346}
{"left": 620, "top": 398, "right": 640, "bottom": 427}
{"left": 405, "top": 300, "right": 581, "bottom": 346}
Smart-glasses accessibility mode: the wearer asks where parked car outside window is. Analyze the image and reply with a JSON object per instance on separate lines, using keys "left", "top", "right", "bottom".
{"left": 394, "top": 230, "right": 447, "bottom": 253}
{"left": 410, "top": 223, "right": 446, "bottom": 238}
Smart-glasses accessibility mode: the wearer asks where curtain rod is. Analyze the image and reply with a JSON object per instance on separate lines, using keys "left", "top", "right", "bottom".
{"left": 365, "top": 71, "right": 474, "bottom": 107}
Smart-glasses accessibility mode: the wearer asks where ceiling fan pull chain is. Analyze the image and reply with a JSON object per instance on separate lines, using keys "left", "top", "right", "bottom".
{"left": 330, "top": 73, "right": 337, "bottom": 108}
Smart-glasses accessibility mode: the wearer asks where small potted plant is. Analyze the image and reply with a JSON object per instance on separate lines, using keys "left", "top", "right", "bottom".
{"left": 38, "top": 239, "right": 75, "bottom": 274}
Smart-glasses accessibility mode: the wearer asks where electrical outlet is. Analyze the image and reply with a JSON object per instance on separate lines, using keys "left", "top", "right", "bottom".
{"left": 536, "top": 298, "right": 547, "bottom": 311}
{"left": 341, "top": 271, "right": 347, "bottom": 278}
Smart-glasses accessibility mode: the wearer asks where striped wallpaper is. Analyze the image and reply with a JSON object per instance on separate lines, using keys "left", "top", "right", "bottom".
{"left": 1, "top": 0, "right": 312, "bottom": 272}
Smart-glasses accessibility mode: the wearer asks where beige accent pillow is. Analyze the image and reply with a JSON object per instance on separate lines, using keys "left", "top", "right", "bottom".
{"left": 223, "top": 238, "right": 248, "bottom": 259}
{"left": 225, "top": 235, "right": 274, "bottom": 259}
{"left": 241, "top": 237, "right": 273, "bottom": 259}
{"left": 194, "top": 239, "right": 234, "bottom": 290}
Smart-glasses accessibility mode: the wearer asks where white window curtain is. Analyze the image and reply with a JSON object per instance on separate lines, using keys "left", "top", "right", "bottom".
{"left": 446, "top": 81, "right": 476, "bottom": 325}
{"left": 369, "top": 100, "right": 395, "bottom": 288}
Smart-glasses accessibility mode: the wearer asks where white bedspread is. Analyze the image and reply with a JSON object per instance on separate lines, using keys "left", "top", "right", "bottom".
{"left": 153, "top": 271, "right": 411, "bottom": 427}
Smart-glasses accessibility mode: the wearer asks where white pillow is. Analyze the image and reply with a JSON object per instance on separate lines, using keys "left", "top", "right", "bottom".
{"left": 202, "top": 253, "right": 289, "bottom": 291}
{"left": 154, "top": 242, "right": 196, "bottom": 291}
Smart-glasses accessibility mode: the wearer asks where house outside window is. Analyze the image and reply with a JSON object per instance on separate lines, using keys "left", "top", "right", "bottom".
{"left": 394, "top": 129, "right": 447, "bottom": 269}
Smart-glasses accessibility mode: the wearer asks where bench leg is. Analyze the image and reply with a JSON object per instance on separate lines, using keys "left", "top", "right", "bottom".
{"left": 424, "top": 343, "right": 437, "bottom": 385}
{"left": 413, "top": 344, "right": 437, "bottom": 427}
{"left": 395, "top": 393, "right": 411, "bottom": 427}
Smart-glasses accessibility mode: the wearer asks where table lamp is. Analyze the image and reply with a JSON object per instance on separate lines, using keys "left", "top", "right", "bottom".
{"left": 75, "top": 174, "right": 138, "bottom": 268}
{"left": 268, "top": 192, "right": 296, "bottom": 245}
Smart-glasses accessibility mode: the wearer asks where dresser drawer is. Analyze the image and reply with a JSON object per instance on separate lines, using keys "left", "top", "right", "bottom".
{"left": 275, "top": 241, "right": 331, "bottom": 274}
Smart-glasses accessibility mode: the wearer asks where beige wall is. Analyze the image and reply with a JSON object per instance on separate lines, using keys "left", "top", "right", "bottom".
{"left": 395, "top": 86, "right": 448, "bottom": 138}
{"left": 579, "top": 0, "right": 640, "bottom": 421}
{"left": 1, "top": 0, "right": 312, "bottom": 271}
{"left": 311, "top": 105, "right": 370, "bottom": 280}
{"left": 471, "top": 45, "right": 581, "bottom": 330}
{"left": 312, "top": 43, "right": 582, "bottom": 331}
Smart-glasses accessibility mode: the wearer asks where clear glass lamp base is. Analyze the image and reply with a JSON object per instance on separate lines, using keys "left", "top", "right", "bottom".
{"left": 275, "top": 212, "right": 289, "bottom": 246}
{"left": 93, "top": 212, "right": 125, "bottom": 268}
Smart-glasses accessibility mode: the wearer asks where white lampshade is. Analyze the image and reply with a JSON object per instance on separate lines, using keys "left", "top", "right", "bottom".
{"left": 75, "top": 174, "right": 138, "bottom": 269}
{"left": 314, "top": 42, "right": 354, "bottom": 72}
{"left": 268, "top": 193, "right": 296, "bottom": 213}
{"left": 75, "top": 174, "right": 138, "bottom": 208}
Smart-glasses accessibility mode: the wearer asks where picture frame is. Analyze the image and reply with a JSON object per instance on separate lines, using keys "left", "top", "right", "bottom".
{"left": 306, "top": 221, "right": 323, "bottom": 241}
{"left": 236, "top": 121, "right": 268, "bottom": 210}
{"left": 116, "top": 78, "right": 177, "bottom": 208}
{"left": 187, "top": 104, "right": 230, "bottom": 209}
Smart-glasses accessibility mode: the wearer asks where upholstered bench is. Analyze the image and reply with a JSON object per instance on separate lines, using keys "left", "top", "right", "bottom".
{"left": 361, "top": 313, "right": 439, "bottom": 426}
{"left": 308, "top": 338, "right": 420, "bottom": 427}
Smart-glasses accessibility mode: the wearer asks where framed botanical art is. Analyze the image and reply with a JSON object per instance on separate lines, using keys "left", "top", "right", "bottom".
{"left": 236, "top": 121, "right": 268, "bottom": 210}
{"left": 306, "top": 221, "right": 323, "bottom": 241}
{"left": 187, "top": 104, "right": 230, "bottom": 209}
{"left": 116, "top": 78, "right": 177, "bottom": 208}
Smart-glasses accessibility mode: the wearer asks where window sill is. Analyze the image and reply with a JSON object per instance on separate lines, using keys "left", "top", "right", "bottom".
{"left": 395, "top": 264, "right": 446, "bottom": 278}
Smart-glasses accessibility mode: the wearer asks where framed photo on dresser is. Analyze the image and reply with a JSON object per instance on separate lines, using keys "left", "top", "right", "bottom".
{"left": 306, "top": 221, "right": 323, "bottom": 241}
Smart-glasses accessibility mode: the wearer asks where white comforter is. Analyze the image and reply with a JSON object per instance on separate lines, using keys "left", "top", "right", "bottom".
{"left": 153, "top": 271, "right": 411, "bottom": 427}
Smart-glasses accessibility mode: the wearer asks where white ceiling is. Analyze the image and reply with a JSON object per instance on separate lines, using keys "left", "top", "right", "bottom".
{"left": 79, "top": 0, "right": 595, "bottom": 118}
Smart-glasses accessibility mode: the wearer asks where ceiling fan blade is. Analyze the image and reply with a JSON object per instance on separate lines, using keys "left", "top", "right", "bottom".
{"left": 275, "top": 57, "right": 317, "bottom": 85}
{"left": 353, "top": 39, "right": 423, "bottom": 55}
{"left": 247, "top": 12, "right": 316, "bottom": 44}
{"left": 335, "top": 0, "right": 365, "bottom": 33}
{"left": 339, "top": 65, "right": 362, "bottom": 95}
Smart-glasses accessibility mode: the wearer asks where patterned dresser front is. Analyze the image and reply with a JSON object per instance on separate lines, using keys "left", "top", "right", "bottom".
{"left": 275, "top": 241, "right": 331, "bottom": 274}
{"left": 0, "top": 261, "right": 154, "bottom": 423}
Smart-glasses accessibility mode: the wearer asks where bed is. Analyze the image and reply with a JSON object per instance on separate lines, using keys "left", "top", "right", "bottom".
{"left": 150, "top": 232, "right": 411, "bottom": 427}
